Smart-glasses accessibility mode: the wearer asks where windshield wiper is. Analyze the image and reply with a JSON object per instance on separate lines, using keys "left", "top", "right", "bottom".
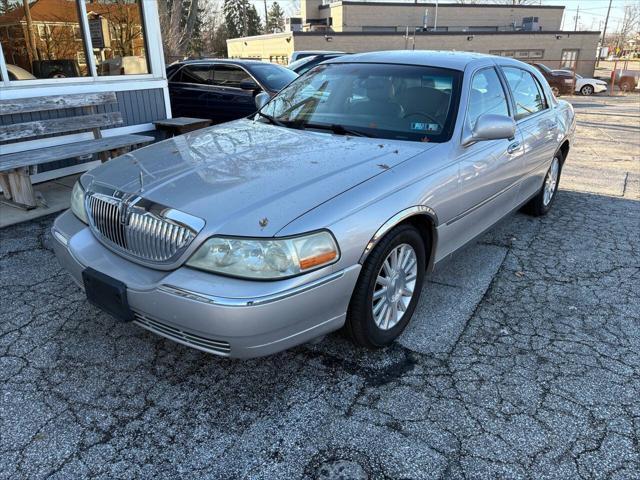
{"left": 256, "top": 111, "right": 287, "bottom": 128}
{"left": 302, "top": 122, "right": 372, "bottom": 137}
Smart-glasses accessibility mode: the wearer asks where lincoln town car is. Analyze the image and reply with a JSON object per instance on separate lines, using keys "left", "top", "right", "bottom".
{"left": 52, "top": 51, "right": 575, "bottom": 358}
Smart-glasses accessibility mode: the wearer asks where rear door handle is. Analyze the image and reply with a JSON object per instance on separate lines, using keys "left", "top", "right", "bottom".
{"left": 507, "top": 141, "right": 521, "bottom": 154}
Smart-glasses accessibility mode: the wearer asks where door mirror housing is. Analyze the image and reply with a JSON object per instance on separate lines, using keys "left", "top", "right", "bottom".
{"left": 240, "top": 79, "right": 259, "bottom": 91}
{"left": 254, "top": 91, "right": 271, "bottom": 110}
{"left": 462, "top": 114, "right": 516, "bottom": 147}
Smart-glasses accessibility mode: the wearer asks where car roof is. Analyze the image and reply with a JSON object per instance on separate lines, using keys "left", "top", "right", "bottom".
{"left": 323, "top": 50, "right": 499, "bottom": 71}
{"left": 177, "top": 58, "right": 275, "bottom": 67}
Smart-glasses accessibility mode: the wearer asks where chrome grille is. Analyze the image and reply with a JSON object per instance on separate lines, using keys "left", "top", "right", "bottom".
{"left": 134, "top": 313, "right": 231, "bottom": 355}
{"left": 87, "top": 193, "right": 197, "bottom": 263}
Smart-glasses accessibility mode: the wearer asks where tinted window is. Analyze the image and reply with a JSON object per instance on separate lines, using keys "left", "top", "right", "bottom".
{"left": 174, "top": 65, "right": 214, "bottom": 84}
{"left": 503, "top": 67, "right": 546, "bottom": 120}
{"left": 250, "top": 63, "right": 298, "bottom": 91}
{"left": 259, "top": 63, "right": 462, "bottom": 143}
{"left": 467, "top": 68, "right": 510, "bottom": 129}
{"left": 212, "top": 65, "right": 252, "bottom": 88}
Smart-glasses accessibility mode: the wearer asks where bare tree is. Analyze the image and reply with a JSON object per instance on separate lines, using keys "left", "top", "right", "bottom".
{"left": 159, "top": 0, "right": 200, "bottom": 59}
{"left": 615, "top": 4, "right": 640, "bottom": 52}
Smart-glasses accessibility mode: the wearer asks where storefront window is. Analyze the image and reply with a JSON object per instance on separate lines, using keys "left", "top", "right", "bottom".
{"left": 86, "top": 0, "right": 149, "bottom": 76}
{"left": 0, "top": 0, "right": 90, "bottom": 80}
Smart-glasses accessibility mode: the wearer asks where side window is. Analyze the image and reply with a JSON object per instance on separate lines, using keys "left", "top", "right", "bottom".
{"left": 174, "top": 65, "right": 214, "bottom": 85}
{"left": 212, "top": 65, "right": 253, "bottom": 88}
{"left": 502, "top": 67, "right": 547, "bottom": 120}
{"left": 467, "top": 67, "right": 510, "bottom": 130}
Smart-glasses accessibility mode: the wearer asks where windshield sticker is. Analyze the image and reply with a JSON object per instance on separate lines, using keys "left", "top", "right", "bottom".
{"left": 411, "top": 122, "right": 439, "bottom": 132}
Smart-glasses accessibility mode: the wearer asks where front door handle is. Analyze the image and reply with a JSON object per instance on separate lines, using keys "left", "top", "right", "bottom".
{"left": 507, "top": 141, "right": 521, "bottom": 154}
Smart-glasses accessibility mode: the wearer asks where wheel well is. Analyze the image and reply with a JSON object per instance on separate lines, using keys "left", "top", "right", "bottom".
{"left": 399, "top": 214, "right": 436, "bottom": 271}
{"left": 559, "top": 140, "right": 570, "bottom": 163}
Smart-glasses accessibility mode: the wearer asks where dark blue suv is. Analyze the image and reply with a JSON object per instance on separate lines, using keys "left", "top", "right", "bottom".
{"left": 166, "top": 59, "right": 298, "bottom": 124}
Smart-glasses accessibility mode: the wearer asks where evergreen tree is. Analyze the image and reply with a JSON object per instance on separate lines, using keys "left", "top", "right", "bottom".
{"left": 266, "top": 1, "right": 285, "bottom": 33}
{"left": 224, "top": 0, "right": 251, "bottom": 38}
{"left": 246, "top": 5, "right": 262, "bottom": 36}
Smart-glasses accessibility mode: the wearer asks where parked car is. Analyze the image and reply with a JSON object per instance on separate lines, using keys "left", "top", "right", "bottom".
{"left": 289, "top": 50, "right": 345, "bottom": 63}
{"left": 167, "top": 59, "right": 298, "bottom": 123}
{"left": 32, "top": 59, "right": 81, "bottom": 78}
{"left": 552, "top": 71, "right": 608, "bottom": 96}
{"left": 53, "top": 51, "right": 574, "bottom": 358}
{"left": 288, "top": 53, "right": 350, "bottom": 75}
{"left": 530, "top": 63, "right": 574, "bottom": 96}
{"left": 5, "top": 64, "right": 37, "bottom": 80}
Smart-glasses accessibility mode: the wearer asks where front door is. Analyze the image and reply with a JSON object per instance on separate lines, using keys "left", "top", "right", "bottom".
{"left": 446, "top": 66, "right": 525, "bottom": 253}
{"left": 210, "top": 65, "right": 259, "bottom": 123}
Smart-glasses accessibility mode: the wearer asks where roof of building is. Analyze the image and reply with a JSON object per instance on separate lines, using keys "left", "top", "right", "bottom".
{"left": 319, "top": 1, "right": 564, "bottom": 9}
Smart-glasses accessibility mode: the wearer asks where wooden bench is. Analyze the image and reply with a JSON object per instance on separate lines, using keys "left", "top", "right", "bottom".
{"left": 0, "top": 92, "right": 155, "bottom": 210}
{"left": 153, "top": 117, "right": 212, "bottom": 139}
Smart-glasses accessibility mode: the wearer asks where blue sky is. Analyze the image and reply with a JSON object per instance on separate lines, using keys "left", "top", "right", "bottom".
{"left": 249, "top": 0, "right": 637, "bottom": 33}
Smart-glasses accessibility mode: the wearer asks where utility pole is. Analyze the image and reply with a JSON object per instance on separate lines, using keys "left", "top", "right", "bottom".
{"left": 573, "top": 5, "right": 580, "bottom": 31}
{"left": 263, "top": 0, "right": 268, "bottom": 32}
{"left": 597, "top": 0, "right": 613, "bottom": 66}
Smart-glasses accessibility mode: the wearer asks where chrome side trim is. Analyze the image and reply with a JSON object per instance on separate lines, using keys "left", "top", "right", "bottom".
{"left": 158, "top": 268, "right": 351, "bottom": 307}
{"left": 359, "top": 206, "right": 438, "bottom": 264}
{"left": 445, "top": 181, "right": 518, "bottom": 226}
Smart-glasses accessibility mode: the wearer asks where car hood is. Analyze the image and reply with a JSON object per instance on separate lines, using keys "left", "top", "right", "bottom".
{"left": 83, "top": 119, "right": 435, "bottom": 236}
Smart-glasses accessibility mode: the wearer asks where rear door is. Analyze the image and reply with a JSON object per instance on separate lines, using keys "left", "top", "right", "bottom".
{"left": 501, "top": 66, "right": 558, "bottom": 203}
{"left": 210, "top": 64, "right": 258, "bottom": 123}
{"left": 168, "top": 64, "right": 216, "bottom": 119}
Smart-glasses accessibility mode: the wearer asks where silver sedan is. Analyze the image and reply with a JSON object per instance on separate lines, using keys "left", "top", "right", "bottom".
{"left": 52, "top": 51, "right": 575, "bottom": 358}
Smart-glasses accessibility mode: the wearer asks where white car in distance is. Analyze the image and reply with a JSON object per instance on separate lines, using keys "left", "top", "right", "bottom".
{"left": 554, "top": 70, "right": 608, "bottom": 96}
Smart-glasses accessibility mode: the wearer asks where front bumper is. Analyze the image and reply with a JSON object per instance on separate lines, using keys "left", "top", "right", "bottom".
{"left": 52, "top": 210, "right": 360, "bottom": 358}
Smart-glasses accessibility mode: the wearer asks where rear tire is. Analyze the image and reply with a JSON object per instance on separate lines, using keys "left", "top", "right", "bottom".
{"left": 580, "top": 84, "right": 594, "bottom": 96}
{"left": 345, "top": 224, "right": 427, "bottom": 348}
{"left": 522, "top": 152, "right": 563, "bottom": 217}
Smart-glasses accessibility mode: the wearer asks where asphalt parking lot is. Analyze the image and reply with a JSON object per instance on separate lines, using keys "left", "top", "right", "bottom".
{"left": 1, "top": 94, "right": 639, "bottom": 480}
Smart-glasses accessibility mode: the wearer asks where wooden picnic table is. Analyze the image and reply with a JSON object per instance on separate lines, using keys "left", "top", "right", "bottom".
{"left": 153, "top": 117, "right": 212, "bottom": 138}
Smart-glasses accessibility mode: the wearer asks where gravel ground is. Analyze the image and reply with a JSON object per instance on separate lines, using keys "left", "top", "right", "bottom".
{"left": 1, "top": 95, "right": 639, "bottom": 480}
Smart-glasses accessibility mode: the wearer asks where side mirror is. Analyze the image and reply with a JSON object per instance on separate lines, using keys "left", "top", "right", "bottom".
{"left": 462, "top": 114, "right": 516, "bottom": 147}
{"left": 240, "top": 79, "right": 259, "bottom": 91}
{"left": 254, "top": 91, "right": 271, "bottom": 110}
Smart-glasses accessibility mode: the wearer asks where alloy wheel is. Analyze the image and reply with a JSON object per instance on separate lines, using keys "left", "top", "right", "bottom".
{"left": 543, "top": 157, "right": 560, "bottom": 206}
{"left": 581, "top": 85, "right": 593, "bottom": 95}
{"left": 372, "top": 243, "right": 418, "bottom": 330}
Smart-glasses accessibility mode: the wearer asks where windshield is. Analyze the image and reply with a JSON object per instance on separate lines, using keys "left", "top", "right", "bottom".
{"left": 250, "top": 64, "right": 298, "bottom": 91}
{"left": 258, "top": 63, "right": 462, "bottom": 142}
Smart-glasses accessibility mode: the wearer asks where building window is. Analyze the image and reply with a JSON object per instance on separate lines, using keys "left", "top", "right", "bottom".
{"left": 490, "top": 49, "right": 544, "bottom": 60}
{"left": 87, "top": 0, "right": 150, "bottom": 76}
{"left": 0, "top": 0, "right": 91, "bottom": 79}
{"left": 561, "top": 49, "right": 579, "bottom": 69}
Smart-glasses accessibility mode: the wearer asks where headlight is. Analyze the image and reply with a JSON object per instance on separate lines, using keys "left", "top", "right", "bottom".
{"left": 186, "top": 231, "right": 339, "bottom": 279}
{"left": 70, "top": 180, "right": 88, "bottom": 224}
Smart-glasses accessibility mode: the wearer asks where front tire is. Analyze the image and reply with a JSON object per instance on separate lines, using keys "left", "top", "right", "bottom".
{"left": 522, "top": 153, "right": 562, "bottom": 217}
{"left": 580, "top": 84, "right": 594, "bottom": 96}
{"left": 345, "top": 224, "right": 426, "bottom": 348}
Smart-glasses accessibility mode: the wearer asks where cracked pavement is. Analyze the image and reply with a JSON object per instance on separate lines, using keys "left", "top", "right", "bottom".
{"left": 1, "top": 95, "right": 639, "bottom": 479}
